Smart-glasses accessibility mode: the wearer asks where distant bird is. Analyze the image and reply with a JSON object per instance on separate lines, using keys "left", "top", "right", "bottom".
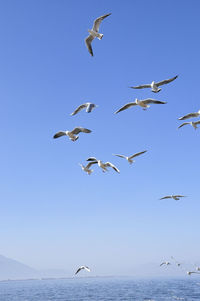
{"left": 113, "top": 151, "right": 147, "bottom": 164}
{"left": 87, "top": 157, "right": 120, "bottom": 173}
{"left": 115, "top": 99, "right": 166, "bottom": 113}
{"left": 75, "top": 266, "right": 91, "bottom": 275}
{"left": 130, "top": 75, "right": 178, "bottom": 93}
{"left": 160, "top": 261, "right": 170, "bottom": 267}
{"left": 196, "top": 267, "right": 200, "bottom": 271}
{"left": 178, "top": 121, "right": 200, "bottom": 130}
{"left": 53, "top": 127, "right": 91, "bottom": 141}
{"left": 71, "top": 103, "right": 98, "bottom": 116}
{"left": 187, "top": 271, "right": 200, "bottom": 276}
{"left": 85, "top": 13, "right": 111, "bottom": 56}
{"left": 178, "top": 110, "right": 200, "bottom": 120}
{"left": 79, "top": 161, "right": 97, "bottom": 175}
{"left": 171, "top": 256, "right": 181, "bottom": 267}
{"left": 160, "top": 195, "right": 186, "bottom": 201}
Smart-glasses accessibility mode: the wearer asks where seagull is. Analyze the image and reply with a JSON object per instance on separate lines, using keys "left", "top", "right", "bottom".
{"left": 86, "top": 157, "right": 120, "bottom": 173}
{"left": 71, "top": 103, "right": 98, "bottom": 116}
{"left": 115, "top": 99, "right": 166, "bottom": 113}
{"left": 79, "top": 161, "right": 97, "bottom": 175}
{"left": 75, "top": 266, "right": 91, "bottom": 275}
{"left": 160, "top": 195, "right": 186, "bottom": 201}
{"left": 178, "top": 110, "right": 200, "bottom": 120}
{"left": 171, "top": 256, "right": 181, "bottom": 267}
{"left": 113, "top": 151, "right": 147, "bottom": 164}
{"left": 178, "top": 121, "right": 200, "bottom": 130}
{"left": 187, "top": 271, "right": 200, "bottom": 276}
{"left": 85, "top": 13, "right": 111, "bottom": 56}
{"left": 53, "top": 127, "right": 91, "bottom": 141}
{"left": 160, "top": 261, "right": 170, "bottom": 267}
{"left": 196, "top": 267, "right": 200, "bottom": 271}
{"left": 130, "top": 75, "right": 178, "bottom": 93}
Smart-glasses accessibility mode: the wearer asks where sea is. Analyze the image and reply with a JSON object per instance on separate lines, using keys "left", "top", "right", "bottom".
{"left": 0, "top": 277, "right": 200, "bottom": 301}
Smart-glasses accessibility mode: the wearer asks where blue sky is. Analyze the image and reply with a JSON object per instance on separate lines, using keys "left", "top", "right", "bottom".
{"left": 0, "top": 0, "right": 200, "bottom": 275}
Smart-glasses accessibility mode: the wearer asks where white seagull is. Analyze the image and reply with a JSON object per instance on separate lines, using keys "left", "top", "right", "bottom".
{"left": 53, "top": 127, "right": 91, "bottom": 141}
{"left": 130, "top": 75, "right": 178, "bottom": 93}
{"left": 178, "top": 110, "right": 200, "bottom": 120}
{"left": 71, "top": 103, "right": 98, "bottom": 116}
{"left": 115, "top": 98, "right": 166, "bottom": 114}
{"left": 85, "top": 13, "right": 111, "bottom": 56}
{"left": 79, "top": 161, "right": 98, "bottom": 175}
{"left": 160, "top": 261, "right": 170, "bottom": 267}
{"left": 160, "top": 195, "right": 186, "bottom": 201}
{"left": 75, "top": 266, "right": 91, "bottom": 275}
{"left": 178, "top": 121, "right": 200, "bottom": 130}
{"left": 87, "top": 157, "right": 120, "bottom": 173}
{"left": 113, "top": 151, "right": 147, "bottom": 164}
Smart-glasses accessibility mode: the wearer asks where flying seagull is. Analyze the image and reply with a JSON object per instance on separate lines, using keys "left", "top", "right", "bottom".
{"left": 178, "top": 121, "right": 200, "bottom": 130}
{"left": 85, "top": 13, "right": 111, "bottom": 56}
{"left": 87, "top": 157, "right": 120, "bottom": 173}
{"left": 171, "top": 256, "right": 181, "bottom": 267}
{"left": 53, "top": 127, "right": 91, "bottom": 141}
{"left": 115, "top": 98, "right": 166, "bottom": 113}
{"left": 71, "top": 103, "right": 98, "bottom": 116}
{"left": 187, "top": 271, "right": 200, "bottom": 276}
{"left": 79, "top": 161, "right": 97, "bottom": 175}
{"left": 160, "top": 261, "right": 170, "bottom": 267}
{"left": 178, "top": 110, "right": 200, "bottom": 120}
{"left": 113, "top": 151, "right": 147, "bottom": 164}
{"left": 75, "top": 266, "right": 91, "bottom": 275}
{"left": 160, "top": 195, "right": 186, "bottom": 201}
{"left": 130, "top": 75, "right": 178, "bottom": 93}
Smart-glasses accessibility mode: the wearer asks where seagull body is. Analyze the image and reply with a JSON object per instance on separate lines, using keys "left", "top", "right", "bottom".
{"left": 160, "top": 261, "right": 170, "bottom": 267}
{"left": 53, "top": 127, "right": 91, "bottom": 141}
{"left": 160, "top": 195, "right": 186, "bottom": 201}
{"left": 75, "top": 266, "right": 91, "bottom": 275}
{"left": 87, "top": 157, "right": 120, "bottom": 173}
{"left": 178, "top": 121, "right": 200, "bottom": 130}
{"left": 85, "top": 13, "right": 111, "bottom": 56}
{"left": 79, "top": 161, "right": 98, "bottom": 175}
{"left": 71, "top": 103, "right": 97, "bottom": 116}
{"left": 114, "top": 151, "right": 147, "bottom": 164}
{"left": 179, "top": 110, "right": 200, "bottom": 120}
{"left": 130, "top": 75, "right": 178, "bottom": 93}
{"left": 115, "top": 98, "right": 166, "bottom": 114}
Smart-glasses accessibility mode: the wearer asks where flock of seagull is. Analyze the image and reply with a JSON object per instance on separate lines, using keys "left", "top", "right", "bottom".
{"left": 160, "top": 257, "right": 200, "bottom": 276}
{"left": 52, "top": 13, "right": 199, "bottom": 276}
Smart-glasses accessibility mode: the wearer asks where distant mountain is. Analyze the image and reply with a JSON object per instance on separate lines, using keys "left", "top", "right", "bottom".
{"left": 0, "top": 255, "right": 39, "bottom": 280}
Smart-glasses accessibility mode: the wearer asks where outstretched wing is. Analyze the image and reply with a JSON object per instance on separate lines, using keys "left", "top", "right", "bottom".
{"left": 142, "top": 99, "right": 166, "bottom": 105}
{"left": 92, "top": 13, "right": 111, "bottom": 32}
{"left": 130, "top": 84, "right": 151, "bottom": 89}
{"left": 160, "top": 196, "right": 172, "bottom": 200}
{"left": 129, "top": 150, "right": 147, "bottom": 159}
{"left": 195, "top": 120, "right": 200, "bottom": 125}
{"left": 86, "top": 157, "right": 98, "bottom": 162}
{"left": 105, "top": 162, "right": 120, "bottom": 173}
{"left": 174, "top": 195, "right": 186, "bottom": 198}
{"left": 71, "top": 104, "right": 87, "bottom": 116}
{"left": 75, "top": 267, "right": 82, "bottom": 275}
{"left": 114, "top": 154, "right": 126, "bottom": 159}
{"left": 86, "top": 161, "right": 98, "bottom": 168}
{"left": 178, "top": 112, "right": 199, "bottom": 120}
{"left": 160, "top": 262, "right": 165, "bottom": 266}
{"left": 53, "top": 131, "right": 66, "bottom": 139}
{"left": 115, "top": 102, "right": 137, "bottom": 114}
{"left": 156, "top": 75, "right": 178, "bottom": 87}
{"left": 85, "top": 35, "right": 94, "bottom": 56}
{"left": 178, "top": 122, "right": 190, "bottom": 129}
{"left": 71, "top": 127, "right": 92, "bottom": 134}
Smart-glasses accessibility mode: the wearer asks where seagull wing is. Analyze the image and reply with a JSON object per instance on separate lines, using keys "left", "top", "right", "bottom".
{"left": 174, "top": 195, "right": 186, "bottom": 198}
{"left": 86, "top": 161, "right": 98, "bottom": 169}
{"left": 53, "top": 131, "right": 66, "bottom": 139}
{"left": 178, "top": 122, "right": 190, "bottom": 129}
{"left": 105, "top": 162, "right": 120, "bottom": 173}
{"left": 114, "top": 154, "right": 127, "bottom": 159}
{"left": 86, "top": 157, "right": 98, "bottom": 162}
{"left": 130, "top": 84, "right": 151, "bottom": 89}
{"left": 195, "top": 120, "right": 200, "bottom": 125}
{"left": 85, "top": 35, "right": 94, "bottom": 56}
{"left": 129, "top": 150, "right": 147, "bottom": 159}
{"left": 71, "top": 127, "right": 92, "bottom": 134}
{"left": 160, "top": 196, "right": 172, "bottom": 200}
{"left": 84, "top": 266, "right": 91, "bottom": 272}
{"left": 115, "top": 102, "right": 137, "bottom": 114}
{"left": 142, "top": 99, "right": 166, "bottom": 105}
{"left": 156, "top": 75, "right": 178, "bottom": 87}
{"left": 179, "top": 112, "right": 199, "bottom": 120}
{"left": 75, "top": 267, "right": 82, "bottom": 275}
{"left": 71, "top": 104, "right": 87, "bottom": 116}
{"left": 92, "top": 13, "right": 111, "bottom": 32}
{"left": 160, "top": 262, "right": 165, "bottom": 266}
{"left": 86, "top": 103, "right": 95, "bottom": 113}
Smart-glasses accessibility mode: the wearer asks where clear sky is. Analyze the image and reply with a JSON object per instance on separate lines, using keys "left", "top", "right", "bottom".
{"left": 0, "top": 0, "right": 200, "bottom": 276}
